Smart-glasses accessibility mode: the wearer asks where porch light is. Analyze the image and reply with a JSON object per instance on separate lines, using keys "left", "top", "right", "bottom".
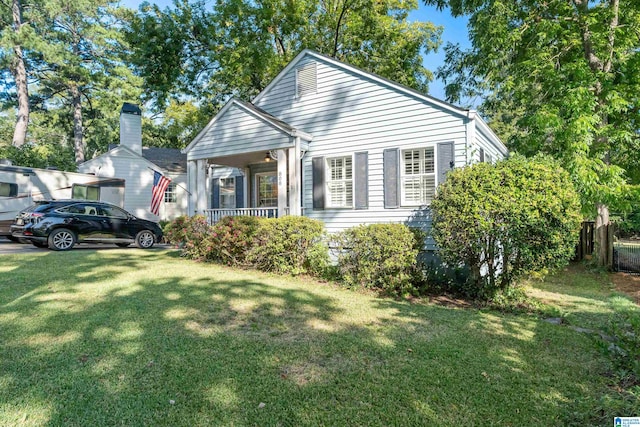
{"left": 264, "top": 152, "right": 271, "bottom": 162}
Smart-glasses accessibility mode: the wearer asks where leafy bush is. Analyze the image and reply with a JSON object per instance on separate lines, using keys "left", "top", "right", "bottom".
{"left": 431, "top": 154, "right": 582, "bottom": 300}
{"left": 204, "top": 216, "right": 263, "bottom": 266}
{"left": 164, "top": 215, "right": 212, "bottom": 259}
{"left": 336, "top": 223, "right": 419, "bottom": 295}
{"left": 163, "top": 216, "right": 190, "bottom": 247}
{"left": 248, "top": 216, "right": 327, "bottom": 275}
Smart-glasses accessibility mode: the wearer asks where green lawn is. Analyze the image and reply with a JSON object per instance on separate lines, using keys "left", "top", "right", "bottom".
{"left": 0, "top": 249, "right": 636, "bottom": 426}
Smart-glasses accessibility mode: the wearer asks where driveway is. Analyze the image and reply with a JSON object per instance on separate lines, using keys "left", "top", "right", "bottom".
{"left": 0, "top": 237, "right": 171, "bottom": 254}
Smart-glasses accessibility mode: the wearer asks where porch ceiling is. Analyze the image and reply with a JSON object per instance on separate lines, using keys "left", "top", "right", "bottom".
{"left": 208, "top": 151, "right": 277, "bottom": 169}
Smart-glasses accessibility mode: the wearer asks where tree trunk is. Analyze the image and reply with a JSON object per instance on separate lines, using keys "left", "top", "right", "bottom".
{"left": 595, "top": 203, "right": 610, "bottom": 267}
{"left": 70, "top": 85, "right": 85, "bottom": 164}
{"left": 11, "top": 0, "right": 29, "bottom": 148}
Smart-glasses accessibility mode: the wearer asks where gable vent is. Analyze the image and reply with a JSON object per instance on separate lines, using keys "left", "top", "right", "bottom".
{"left": 296, "top": 62, "right": 317, "bottom": 98}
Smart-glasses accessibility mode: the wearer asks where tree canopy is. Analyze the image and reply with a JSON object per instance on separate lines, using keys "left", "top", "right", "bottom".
{"left": 1, "top": 0, "right": 143, "bottom": 167}
{"left": 427, "top": 0, "right": 640, "bottom": 210}
{"left": 426, "top": 0, "right": 640, "bottom": 264}
{"left": 1, "top": 0, "right": 443, "bottom": 166}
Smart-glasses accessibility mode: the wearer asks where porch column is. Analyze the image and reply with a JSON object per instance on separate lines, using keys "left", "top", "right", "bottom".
{"left": 277, "top": 149, "right": 287, "bottom": 217}
{"left": 196, "top": 159, "right": 207, "bottom": 213}
{"left": 187, "top": 160, "right": 197, "bottom": 215}
{"left": 288, "top": 137, "right": 301, "bottom": 216}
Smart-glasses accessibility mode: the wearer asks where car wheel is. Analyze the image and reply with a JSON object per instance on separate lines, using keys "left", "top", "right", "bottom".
{"left": 135, "top": 230, "right": 155, "bottom": 249}
{"left": 48, "top": 228, "right": 75, "bottom": 251}
{"left": 116, "top": 243, "right": 130, "bottom": 248}
{"left": 32, "top": 241, "right": 48, "bottom": 248}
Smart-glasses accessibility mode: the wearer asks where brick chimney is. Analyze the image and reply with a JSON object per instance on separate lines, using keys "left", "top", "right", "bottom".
{"left": 120, "top": 103, "right": 142, "bottom": 156}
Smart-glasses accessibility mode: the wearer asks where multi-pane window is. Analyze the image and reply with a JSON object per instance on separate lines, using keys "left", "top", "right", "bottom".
{"left": 164, "top": 182, "right": 177, "bottom": 203}
{"left": 326, "top": 156, "right": 353, "bottom": 208}
{"left": 220, "top": 177, "right": 236, "bottom": 208}
{"left": 256, "top": 174, "right": 277, "bottom": 207}
{"left": 401, "top": 147, "right": 436, "bottom": 205}
{"left": 72, "top": 184, "right": 99, "bottom": 200}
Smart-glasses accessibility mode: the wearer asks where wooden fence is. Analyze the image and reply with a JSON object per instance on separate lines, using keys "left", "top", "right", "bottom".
{"left": 574, "top": 221, "right": 614, "bottom": 268}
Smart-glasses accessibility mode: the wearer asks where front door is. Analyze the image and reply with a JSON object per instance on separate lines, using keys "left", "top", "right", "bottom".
{"left": 255, "top": 172, "right": 278, "bottom": 207}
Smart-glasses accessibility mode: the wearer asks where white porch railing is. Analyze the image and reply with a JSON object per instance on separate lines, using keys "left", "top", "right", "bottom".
{"left": 202, "top": 207, "right": 287, "bottom": 225}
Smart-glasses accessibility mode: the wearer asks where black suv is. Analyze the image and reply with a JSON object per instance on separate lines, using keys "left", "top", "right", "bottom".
{"left": 11, "top": 200, "right": 163, "bottom": 251}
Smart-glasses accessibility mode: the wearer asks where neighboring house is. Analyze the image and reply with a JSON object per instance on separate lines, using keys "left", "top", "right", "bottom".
{"left": 78, "top": 103, "right": 188, "bottom": 221}
{"left": 183, "top": 50, "right": 507, "bottom": 248}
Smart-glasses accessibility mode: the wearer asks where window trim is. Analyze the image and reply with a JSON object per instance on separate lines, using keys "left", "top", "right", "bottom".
{"left": 325, "top": 154, "right": 354, "bottom": 209}
{"left": 400, "top": 145, "right": 438, "bottom": 207}
{"left": 254, "top": 172, "right": 278, "bottom": 208}
{"left": 219, "top": 177, "right": 236, "bottom": 209}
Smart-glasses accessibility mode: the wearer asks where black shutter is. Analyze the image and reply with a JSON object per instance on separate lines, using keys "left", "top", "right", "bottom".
{"left": 383, "top": 148, "right": 400, "bottom": 208}
{"left": 354, "top": 152, "right": 368, "bottom": 209}
{"left": 479, "top": 147, "right": 485, "bottom": 163}
{"left": 437, "top": 141, "right": 455, "bottom": 185}
{"left": 211, "top": 178, "right": 220, "bottom": 209}
{"left": 235, "top": 175, "right": 244, "bottom": 208}
{"left": 312, "top": 157, "right": 325, "bottom": 209}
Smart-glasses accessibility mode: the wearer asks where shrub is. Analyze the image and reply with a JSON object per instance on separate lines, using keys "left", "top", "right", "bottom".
{"left": 431, "top": 154, "right": 582, "bottom": 300}
{"left": 164, "top": 215, "right": 212, "bottom": 260}
{"left": 163, "top": 216, "right": 189, "bottom": 246}
{"left": 204, "top": 216, "right": 263, "bottom": 266}
{"left": 336, "top": 223, "right": 419, "bottom": 296}
{"left": 248, "top": 216, "right": 327, "bottom": 275}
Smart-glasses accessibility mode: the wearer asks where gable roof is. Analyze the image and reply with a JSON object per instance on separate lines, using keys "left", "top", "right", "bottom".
{"left": 82, "top": 145, "right": 186, "bottom": 175}
{"left": 253, "top": 49, "right": 470, "bottom": 117}
{"left": 183, "top": 98, "right": 312, "bottom": 154}
{"left": 252, "top": 49, "right": 507, "bottom": 153}
{"left": 142, "top": 147, "right": 187, "bottom": 173}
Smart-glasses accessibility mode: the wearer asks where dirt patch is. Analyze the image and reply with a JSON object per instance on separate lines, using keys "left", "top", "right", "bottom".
{"left": 429, "top": 295, "right": 473, "bottom": 309}
{"left": 611, "top": 272, "right": 640, "bottom": 305}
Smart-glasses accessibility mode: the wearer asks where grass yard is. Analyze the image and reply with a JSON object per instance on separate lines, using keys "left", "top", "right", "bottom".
{"left": 0, "top": 249, "right": 637, "bottom": 426}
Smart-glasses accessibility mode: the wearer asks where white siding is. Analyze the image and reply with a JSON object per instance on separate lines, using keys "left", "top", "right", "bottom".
{"left": 79, "top": 151, "right": 187, "bottom": 221}
{"left": 255, "top": 56, "right": 468, "bottom": 239}
{"left": 474, "top": 124, "right": 506, "bottom": 164}
{"left": 187, "top": 103, "right": 293, "bottom": 161}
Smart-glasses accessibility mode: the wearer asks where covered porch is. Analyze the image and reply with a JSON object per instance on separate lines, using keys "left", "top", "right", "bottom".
{"left": 183, "top": 99, "right": 312, "bottom": 224}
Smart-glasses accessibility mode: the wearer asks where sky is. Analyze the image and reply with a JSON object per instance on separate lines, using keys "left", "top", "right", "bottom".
{"left": 121, "top": 0, "right": 471, "bottom": 102}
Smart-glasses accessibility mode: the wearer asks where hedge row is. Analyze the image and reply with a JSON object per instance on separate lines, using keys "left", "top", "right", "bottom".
{"left": 164, "top": 215, "right": 423, "bottom": 296}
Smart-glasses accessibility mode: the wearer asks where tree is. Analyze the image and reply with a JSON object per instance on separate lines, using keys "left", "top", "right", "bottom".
{"left": 431, "top": 155, "right": 582, "bottom": 299}
{"left": 1, "top": 0, "right": 35, "bottom": 147}
{"left": 427, "top": 0, "right": 640, "bottom": 266}
{"left": 34, "top": 1, "right": 142, "bottom": 164}
{"left": 1, "top": 1, "right": 143, "bottom": 167}
{"left": 127, "top": 0, "right": 442, "bottom": 146}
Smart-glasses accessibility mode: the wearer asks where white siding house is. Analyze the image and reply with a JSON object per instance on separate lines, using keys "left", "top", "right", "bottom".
{"left": 78, "top": 104, "right": 188, "bottom": 221}
{"left": 183, "top": 50, "right": 507, "bottom": 246}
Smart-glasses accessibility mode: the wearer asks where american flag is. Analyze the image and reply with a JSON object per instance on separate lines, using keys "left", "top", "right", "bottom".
{"left": 150, "top": 170, "right": 171, "bottom": 215}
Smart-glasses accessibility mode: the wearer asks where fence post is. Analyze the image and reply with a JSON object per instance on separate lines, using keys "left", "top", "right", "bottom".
{"left": 607, "top": 223, "right": 614, "bottom": 270}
